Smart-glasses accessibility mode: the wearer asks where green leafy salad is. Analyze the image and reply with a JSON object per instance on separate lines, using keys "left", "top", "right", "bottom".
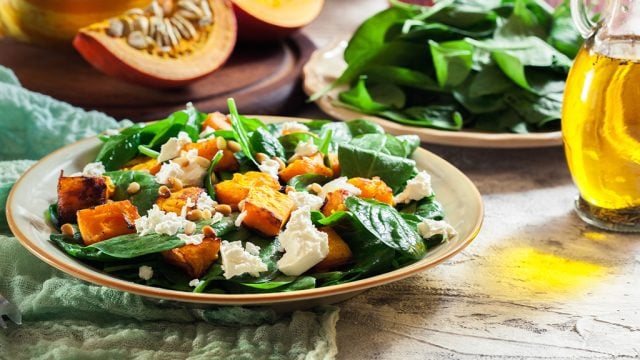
{"left": 313, "top": 0, "right": 583, "bottom": 133}
{"left": 48, "top": 99, "right": 456, "bottom": 294}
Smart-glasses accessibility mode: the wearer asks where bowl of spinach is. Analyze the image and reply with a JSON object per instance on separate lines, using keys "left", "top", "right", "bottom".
{"left": 304, "top": 0, "right": 583, "bottom": 148}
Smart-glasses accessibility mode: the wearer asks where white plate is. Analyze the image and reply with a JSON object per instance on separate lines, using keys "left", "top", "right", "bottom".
{"left": 303, "top": 40, "right": 563, "bottom": 148}
{"left": 7, "top": 116, "right": 483, "bottom": 309}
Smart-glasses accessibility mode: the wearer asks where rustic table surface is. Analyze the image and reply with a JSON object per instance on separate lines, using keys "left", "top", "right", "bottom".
{"left": 298, "top": 1, "right": 640, "bottom": 359}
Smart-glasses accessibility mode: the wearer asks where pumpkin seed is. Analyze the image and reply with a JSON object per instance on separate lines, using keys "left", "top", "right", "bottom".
{"left": 127, "top": 31, "right": 148, "bottom": 50}
{"left": 164, "top": 18, "right": 179, "bottom": 47}
{"left": 122, "top": 17, "right": 135, "bottom": 36}
{"left": 126, "top": 8, "right": 145, "bottom": 17}
{"left": 173, "top": 14, "right": 198, "bottom": 39}
{"left": 107, "top": 18, "right": 124, "bottom": 37}
{"left": 178, "top": 0, "right": 204, "bottom": 17}
{"left": 199, "top": 0, "right": 213, "bottom": 26}
{"left": 148, "top": 0, "right": 164, "bottom": 18}
{"left": 177, "top": 9, "right": 199, "bottom": 20}
{"left": 170, "top": 17, "right": 190, "bottom": 40}
{"left": 134, "top": 16, "right": 149, "bottom": 35}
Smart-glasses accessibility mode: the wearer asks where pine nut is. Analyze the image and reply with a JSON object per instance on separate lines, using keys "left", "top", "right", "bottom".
{"left": 202, "top": 225, "right": 216, "bottom": 238}
{"left": 216, "top": 136, "right": 227, "bottom": 150}
{"left": 195, "top": 156, "right": 211, "bottom": 168}
{"left": 255, "top": 152, "right": 268, "bottom": 163}
{"left": 158, "top": 185, "right": 171, "bottom": 198}
{"left": 307, "top": 183, "right": 322, "bottom": 194}
{"left": 167, "top": 176, "right": 183, "bottom": 191}
{"left": 173, "top": 157, "right": 189, "bottom": 167}
{"left": 127, "top": 181, "right": 141, "bottom": 194}
{"left": 285, "top": 185, "right": 295, "bottom": 194}
{"left": 61, "top": 223, "right": 75, "bottom": 237}
{"left": 183, "top": 221, "right": 196, "bottom": 235}
{"left": 202, "top": 209, "right": 212, "bottom": 220}
{"left": 227, "top": 140, "right": 241, "bottom": 153}
{"left": 187, "top": 209, "right": 203, "bottom": 221}
{"left": 214, "top": 204, "right": 232, "bottom": 215}
{"left": 273, "top": 156, "right": 286, "bottom": 170}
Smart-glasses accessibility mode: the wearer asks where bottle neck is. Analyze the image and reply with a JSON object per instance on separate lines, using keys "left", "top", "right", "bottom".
{"left": 591, "top": 0, "right": 640, "bottom": 60}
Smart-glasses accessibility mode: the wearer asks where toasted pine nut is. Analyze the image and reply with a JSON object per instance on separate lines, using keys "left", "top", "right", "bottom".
{"left": 307, "top": 183, "right": 322, "bottom": 194}
{"left": 158, "top": 185, "right": 171, "bottom": 198}
{"left": 202, "top": 225, "right": 216, "bottom": 238}
{"left": 285, "top": 185, "right": 295, "bottom": 194}
{"left": 61, "top": 223, "right": 75, "bottom": 237}
{"left": 202, "top": 209, "right": 212, "bottom": 220}
{"left": 167, "top": 176, "right": 183, "bottom": 191}
{"left": 273, "top": 156, "right": 286, "bottom": 170}
{"left": 127, "top": 181, "right": 141, "bottom": 194}
{"left": 183, "top": 221, "right": 196, "bottom": 235}
{"left": 187, "top": 209, "right": 203, "bottom": 221}
{"left": 227, "top": 140, "right": 241, "bottom": 153}
{"left": 195, "top": 156, "right": 211, "bottom": 168}
{"left": 255, "top": 152, "right": 268, "bottom": 163}
{"left": 173, "top": 157, "right": 189, "bottom": 167}
{"left": 216, "top": 136, "right": 227, "bottom": 150}
{"left": 214, "top": 204, "right": 232, "bottom": 215}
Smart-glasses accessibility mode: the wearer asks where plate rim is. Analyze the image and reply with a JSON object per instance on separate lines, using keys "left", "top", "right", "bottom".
{"left": 302, "top": 39, "right": 563, "bottom": 149}
{"left": 6, "top": 115, "right": 484, "bottom": 305}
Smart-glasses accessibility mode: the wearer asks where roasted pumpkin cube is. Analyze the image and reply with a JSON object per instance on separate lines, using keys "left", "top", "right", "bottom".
{"left": 162, "top": 237, "right": 221, "bottom": 278}
{"left": 328, "top": 152, "right": 341, "bottom": 177}
{"left": 77, "top": 200, "right": 140, "bottom": 245}
{"left": 279, "top": 153, "right": 333, "bottom": 183}
{"left": 242, "top": 186, "right": 295, "bottom": 237}
{"left": 121, "top": 156, "right": 161, "bottom": 175}
{"left": 156, "top": 187, "right": 205, "bottom": 215}
{"left": 182, "top": 139, "right": 238, "bottom": 171}
{"left": 321, "top": 189, "right": 349, "bottom": 217}
{"left": 57, "top": 174, "right": 108, "bottom": 224}
{"left": 214, "top": 171, "right": 281, "bottom": 209}
{"left": 314, "top": 227, "right": 353, "bottom": 272}
{"left": 347, "top": 177, "right": 394, "bottom": 205}
{"left": 201, "top": 111, "right": 232, "bottom": 131}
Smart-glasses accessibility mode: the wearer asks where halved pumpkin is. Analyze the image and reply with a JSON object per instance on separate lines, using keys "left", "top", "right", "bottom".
{"left": 231, "top": 0, "right": 324, "bottom": 40}
{"left": 73, "top": 0, "right": 237, "bottom": 88}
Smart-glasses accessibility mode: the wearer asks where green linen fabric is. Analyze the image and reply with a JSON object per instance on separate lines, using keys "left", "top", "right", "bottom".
{"left": 0, "top": 66, "right": 339, "bottom": 360}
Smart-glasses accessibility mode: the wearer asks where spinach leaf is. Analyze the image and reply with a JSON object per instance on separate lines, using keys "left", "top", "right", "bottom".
{"left": 228, "top": 98, "right": 258, "bottom": 166}
{"left": 105, "top": 170, "right": 160, "bottom": 214}
{"left": 399, "top": 195, "right": 445, "bottom": 221}
{"left": 317, "top": 119, "right": 385, "bottom": 152}
{"left": 548, "top": 0, "right": 583, "bottom": 58}
{"left": 95, "top": 125, "right": 143, "bottom": 171}
{"left": 349, "top": 133, "right": 419, "bottom": 158}
{"left": 382, "top": 105, "right": 464, "bottom": 130}
{"left": 278, "top": 132, "right": 318, "bottom": 158}
{"left": 338, "top": 143, "right": 417, "bottom": 193}
{"left": 250, "top": 127, "right": 286, "bottom": 161}
{"left": 429, "top": 39, "right": 474, "bottom": 88}
{"left": 51, "top": 232, "right": 185, "bottom": 262}
{"left": 288, "top": 174, "right": 333, "bottom": 192}
{"left": 345, "top": 197, "right": 426, "bottom": 260}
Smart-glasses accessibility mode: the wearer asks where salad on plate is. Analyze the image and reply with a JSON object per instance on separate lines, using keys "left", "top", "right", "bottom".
{"left": 48, "top": 99, "right": 456, "bottom": 294}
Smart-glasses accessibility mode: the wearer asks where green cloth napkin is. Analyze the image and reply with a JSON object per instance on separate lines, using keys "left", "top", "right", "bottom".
{"left": 0, "top": 66, "right": 339, "bottom": 359}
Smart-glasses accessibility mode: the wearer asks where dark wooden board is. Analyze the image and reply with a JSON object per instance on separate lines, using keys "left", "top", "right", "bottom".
{"left": 0, "top": 33, "right": 315, "bottom": 121}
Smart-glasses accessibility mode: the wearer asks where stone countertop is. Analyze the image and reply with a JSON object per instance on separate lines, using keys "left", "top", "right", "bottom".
{"left": 299, "top": 1, "right": 640, "bottom": 358}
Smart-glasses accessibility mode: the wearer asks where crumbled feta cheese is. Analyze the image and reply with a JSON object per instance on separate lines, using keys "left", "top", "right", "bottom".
{"left": 210, "top": 212, "right": 224, "bottom": 225}
{"left": 220, "top": 240, "right": 268, "bottom": 279}
{"left": 245, "top": 242, "right": 261, "bottom": 256}
{"left": 189, "top": 278, "right": 201, "bottom": 287}
{"left": 258, "top": 158, "right": 280, "bottom": 180}
{"left": 134, "top": 205, "right": 187, "bottom": 236}
{"left": 280, "top": 122, "right": 309, "bottom": 136}
{"left": 78, "top": 162, "right": 105, "bottom": 177}
{"left": 394, "top": 170, "right": 434, "bottom": 204}
{"left": 199, "top": 126, "right": 216, "bottom": 138}
{"left": 277, "top": 207, "right": 329, "bottom": 276}
{"left": 320, "top": 177, "right": 361, "bottom": 199}
{"left": 417, "top": 219, "right": 457, "bottom": 241}
{"left": 157, "top": 131, "right": 192, "bottom": 162}
{"left": 178, "top": 155, "right": 209, "bottom": 187}
{"left": 294, "top": 139, "right": 319, "bottom": 158}
{"left": 177, "top": 233, "right": 204, "bottom": 245}
{"left": 138, "top": 265, "right": 153, "bottom": 280}
{"left": 235, "top": 210, "right": 248, "bottom": 227}
{"left": 184, "top": 148, "right": 199, "bottom": 161}
{"left": 288, "top": 191, "right": 324, "bottom": 211}
{"left": 196, "top": 192, "right": 216, "bottom": 212}
{"left": 155, "top": 161, "right": 184, "bottom": 185}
